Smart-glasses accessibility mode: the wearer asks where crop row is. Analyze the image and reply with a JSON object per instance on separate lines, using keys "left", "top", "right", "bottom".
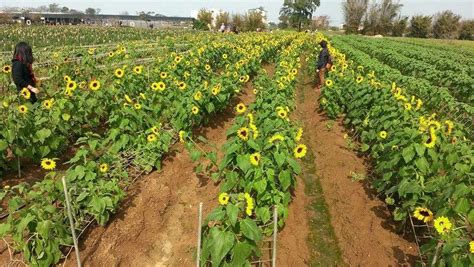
{"left": 320, "top": 38, "right": 473, "bottom": 266}
{"left": 0, "top": 33, "right": 290, "bottom": 266}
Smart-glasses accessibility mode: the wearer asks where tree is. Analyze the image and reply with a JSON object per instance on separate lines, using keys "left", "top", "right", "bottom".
{"left": 243, "top": 9, "right": 266, "bottom": 31}
{"left": 48, "top": 3, "right": 61, "bottom": 13}
{"left": 432, "top": 10, "right": 461, "bottom": 39}
{"left": 279, "top": 0, "right": 321, "bottom": 31}
{"left": 278, "top": 14, "right": 290, "bottom": 29}
{"left": 232, "top": 13, "right": 244, "bottom": 30}
{"left": 343, "top": 0, "right": 368, "bottom": 33}
{"left": 197, "top": 8, "right": 213, "bottom": 29}
{"left": 85, "top": 8, "right": 97, "bottom": 16}
{"left": 216, "top": 11, "right": 230, "bottom": 28}
{"left": 311, "top": 15, "right": 330, "bottom": 30}
{"left": 61, "top": 7, "right": 69, "bottom": 13}
{"left": 409, "top": 15, "right": 432, "bottom": 38}
{"left": 458, "top": 20, "right": 474, "bottom": 40}
{"left": 392, "top": 16, "right": 408, "bottom": 36}
{"left": 137, "top": 11, "right": 155, "bottom": 21}
{"left": 120, "top": 11, "right": 129, "bottom": 16}
{"left": 362, "top": 0, "right": 402, "bottom": 35}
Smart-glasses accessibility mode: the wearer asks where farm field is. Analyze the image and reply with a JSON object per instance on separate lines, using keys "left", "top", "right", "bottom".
{"left": 0, "top": 26, "right": 473, "bottom": 267}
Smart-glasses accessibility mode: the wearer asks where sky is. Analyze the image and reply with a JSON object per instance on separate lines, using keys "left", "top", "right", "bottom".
{"left": 1, "top": 0, "right": 473, "bottom": 25}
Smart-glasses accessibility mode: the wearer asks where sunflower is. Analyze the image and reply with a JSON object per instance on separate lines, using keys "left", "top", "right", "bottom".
{"left": 470, "top": 241, "right": 474, "bottom": 254}
{"left": 294, "top": 144, "right": 307, "bottom": 158}
{"left": 356, "top": 76, "right": 364, "bottom": 84}
{"left": 194, "top": 91, "right": 202, "bottom": 101}
{"left": 253, "top": 89, "right": 258, "bottom": 95}
{"left": 247, "top": 113, "right": 254, "bottom": 124}
{"left": 140, "top": 93, "right": 146, "bottom": 100}
{"left": 433, "top": 216, "right": 452, "bottom": 235}
{"left": 277, "top": 109, "right": 288, "bottom": 119}
{"left": 237, "top": 127, "right": 250, "bottom": 141}
{"left": 179, "top": 130, "right": 186, "bottom": 143}
{"left": 18, "top": 105, "right": 28, "bottom": 114}
{"left": 160, "top": 72, "right": 168, "bottom": 79}
{"left": 331, "top": 65, "right": 336, "bottom": 72}
{"left": 64, "top": 75, "right": 71, "bottom": 82}
{"left": 99, "top": 163, "right": 108, "bottom": 173}
{"left": 151, "top": 82, "right": 160, "bottom": 91}
{"left": 245, "top": 193, "right": 254, "bottom": 216}
{"left": 2, "top": 101, "right": 9, "bottom": 108}
{"left": 79, "top": 81, "right": 86, "bottom": 89}
{"left": 218, "top": 192, "right": 230, "bottom": 205}
{"left": 147, "top": 134, "right": 157, "bottom": 142}
{"left": 413, "top": 207, "right": 433, "bottom": 223}
{"left": 134, "top": 103, "right": 142, "bottom": 110}
{"left": 20, "top": 88, "right": 31, "bottom": 99}
{"left": 250, "top": 152, "right": 261, "bottom": 166}
{"left": 157, "top": 81, "right": 166, "bottom": 91}
{"left": 295, "top": 128, "right": 303, "bottom": 142}
{"left": 444, "top": 120, "right": 454, "bottom": 135}
{"left": 249, "top": 124, "right": 259, "bottom": 139}
{"left": 108, "top": 51, "right": 114, "bottom": 58}
{"left": 222, "top": 54, "right": 228, "bottom": 59}
{"left": 133, "top": 66, "right": 143, "bottom": 74}
{"left": 205, "top": 64, "right": 211, "bottom": 71}
{"left": 67, "top": 80, "right": 77, "bottom": 91}
{"left": 88, "top": 48, "right": 95, "bottom": 55}
{"left": 415, "top": 99, "right": 423, "bottom": 110}
{"left": 192, "top": 106, "right": 199, "bottom": 115}
{"left": 268, "top": 134, "right": 285, "bottom": 143}
{"left": 236, "top": 103, "right": 246, "bottom": 114}
{"left": 325, "top": 79, "right": 334, "bottom": 87}
{"left": 174, "top": 56, "right": 182, "bottom": 63}
{"left": 178, "top": 81, "right": 186, "bottom": 90}
{"left": 114, "top": 68, "right": 124, "bottom": 78}
{"left": 239, "top": 76, "right": 246, "bottom": 83}
{"left": 404, "top": 103, "right": 412, "bottom": 111}
{"left": 89, "top": 80, "right": 101, "bottom": 91}
{"left": 124, "top": 94, "right": 133, "bottom": 103}
{"left": 43, "top": 99, "right": 54, "bottom": 109}
{"left": 291, "top": 68, "right": 298, "bottom": 75}
{"left": 41, "top": 158, "right": 56, "bottom": 170}
{"left": 2, "top": 65, "right": 12, "bottom": 73}
{"left": 151, "top": 126, "right": 160, "bottom": 135}
{"left": 211, "top": 87, "right": 220, "bottom": 96}
{"left": 424, "top": 127, "right": 437, "bottom": 148}
{"left": 379, "top": 131, "right": 388, "bottom": 139}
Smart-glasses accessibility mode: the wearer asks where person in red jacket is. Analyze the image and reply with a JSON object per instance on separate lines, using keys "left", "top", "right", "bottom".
{"left": 11, "top": 42, "right": 39, "bottom": 104}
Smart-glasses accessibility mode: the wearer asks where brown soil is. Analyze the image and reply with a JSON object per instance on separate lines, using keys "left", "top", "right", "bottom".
{"left": 62, "top": 76, "right": 259, "bottom": 267}
{"left": 280, "top": 70, "right": 418, "bottom": 266}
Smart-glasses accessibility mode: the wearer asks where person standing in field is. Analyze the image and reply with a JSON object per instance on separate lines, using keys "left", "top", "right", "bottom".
{"left": 220, "top": 23, "right": 226, "bottom": 33}
{"left": 12, "top": 42, "right": 39, "bottom": 104}
{"left": 316, "top": 40, "right": 332, "bottom": 90}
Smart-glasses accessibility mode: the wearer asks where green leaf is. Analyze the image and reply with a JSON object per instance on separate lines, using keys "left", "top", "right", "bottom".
{"left": 278, "top": 170, "right": 291, "bottom": 191}
{"left": 415, "top": 157, "right": 429, "bottom": 174}
{"left": 414, "top": 143, "right": 426, "bottom": 157}
{"left": 36, "top": 128, "right": 52, "bottom": 144}
{"left": 226, "top": 204, "right": 239, "bottom": 227}
{"left": 360, "top": 143, "right": 370, "bottom": 152}
{"left": 240, "top": 218, "right": 262, "bottom": 241}
{"left": 62, "top": 113, "right": 71, "bottom": 121}
{"left": 0, "top": 140, "right": 8, "bottom": 151}
{"left": 231, "top": 241, "right": 254, "bottom": 266}
{"left": 190, "top": 149, "right": 201, "bottom": 162}
{"left": 209, "top": 228, "right": 235, "bottom": 266}
{"left": 286, "top": 157, "right": 301, "bottom": 174}
{"left": 36, "top": 220, "right": 52, "bottom": 238}
{"left": 206, "top": 208, "right": 225, "bottom": 222}
{"left": 253, "top": 179, "right": 267, "bottom": 194}
{"left": 454, "top": 198, "right": 470, "bottom": 214}
{"left": 274, "top": 152, "right": 285, "bottom": 167}
{"left": 402, "top": 145, "right": 416, "bottom": 163}
{"left": 237, "top": 154, "right": 251, "bottom": 173}
{"left": 467, "top": 209, "right": 474, "bottom": 225}
{"left": 0, "top": 223, "right": 11, "bottom": 238}
{"left": 256, "top": 207, "right": 271, "bottom": 224}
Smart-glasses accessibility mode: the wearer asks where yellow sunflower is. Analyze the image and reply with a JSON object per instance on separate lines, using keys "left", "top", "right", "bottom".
{"left": 413, "top": 207, "right": 433, "bottom": 223}
{"left": 151, "top": 82, "right": 160, "bottom": 91}
{"left": 236, "top": 103, "right": 246, "bottom": 114}
{"left": 205, "top": 64, "right": 211, "bottom": 71}
{"left": 99, "top": 163, "right": 108, "bottom": 173}
{"left": 277, "top": 109, "right": 288, "bottom": 119}
{"left": 325, "top": 79, "right": 334, "bottom": 87}
{"left": 151, "top": 126, "right": 160, "bottom": 135}
{"left": 133, "top": 65, "right": 143, "bottom": 74}
{"left": 20, "top": 88, "right": 31, "bottom": 99}
{"left": 379, "top": 131, "right": 388, "bottom": 139}
{"left": 404, "top": 103, "right": 412, "bottom": 111}
{"left": 157, "top": 81, "right": 166, "bottom": 91}
{"left": 295, "top": 127, "right": 303, "bottom": 142}
{"left": 239, "top": 76, "right": 246, "bottom": 83}
{"left": 67, "top": 80, "right": 77, "bottom": 91}
{"left": 194, "top": 91, "right": 202, "bottom": 101}
{"left": 433, "top": 216, "right": 452, "bottom": 235}
{"left": 424, "top": 127, "right": 437, "bottom": 148}
{"left": 470, "top": 241, "right": 474, "bottom": 254}
{"left": 250, "top": 152, "right": 261, "bottom": 166}
{"left": 64, "top": 75, "right": 71, "bottom": 82}
{"left": 237, "top": 127, "right": 250, "bottom": 141}
{"left": 18, "top": 105, "right": 28, "bottom": 114}
{"left": 43, "top": 99, "right": 54, "bottom": 109}
{"left": 160, "top": 72, "right": 168, "bottom": 79}
{"left": 178, "top": 81, "right": 186, "bottom": 90}
{"left": 218, "top": 192, "right": 230, "bottom": 205}
{"left": 114, "top": 68, "right": 124, "bottom": 78}
{"left": 222, "top": 54, "right": 228, "bottom": 59}
{"left": 147, "top": 134, "right": 157, "bottom": 142}
{"left": 192, "top": 106, "right": 199, "bottom": 115}
{"left": 294, "top": 144, "right": 307, "bottom": 158}
{"left": 134, "top": 103, "right": 142, "bottom": 110}
{"left": 356, "top": 75, "right": 364, "bottom": 84}
{"left": 211, "top": 87, "right": 220, "bottom": 96}
{"left": 179, "top": 130, "right": 186, "bottom": 143}
{"left": 444, "top": 120, "right": 454, "bottom": 135}
{"left": 41, "top": 158, "right": 56, "bottom": 170}
{"left": 2, "top": 65, "right": 12, "bottom": 73}
{"left": 89, "top": 80, "right": 101, "bottom": 91}
{"left": 268, "top": 134, "right": 285, "bottom": 143}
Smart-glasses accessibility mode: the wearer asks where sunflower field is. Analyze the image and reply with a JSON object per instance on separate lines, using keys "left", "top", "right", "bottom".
{"left": 0, "top": 25, "right": 472, "bottom": 266}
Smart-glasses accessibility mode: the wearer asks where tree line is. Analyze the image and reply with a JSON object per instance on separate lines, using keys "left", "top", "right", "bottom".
{"left": 343, "top": 0, "right": 473, "bottom": 40}
{"left": 194, "top": 8, "right": 267, "bottom": 32}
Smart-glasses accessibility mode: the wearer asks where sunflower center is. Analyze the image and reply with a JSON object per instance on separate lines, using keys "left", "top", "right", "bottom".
{"left": 420, "top": 210, "right": 430, "bottom": 217}
{"left": 297, "top": 147, "right": 303, "bottom": 153}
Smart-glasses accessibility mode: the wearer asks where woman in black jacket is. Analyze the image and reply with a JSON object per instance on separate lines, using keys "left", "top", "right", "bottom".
{"left": 11, "top": 42, "right": 39, "bottom": 104}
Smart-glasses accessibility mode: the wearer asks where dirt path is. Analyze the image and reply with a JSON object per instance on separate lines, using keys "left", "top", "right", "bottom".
{"left": 281, "top": 68, "right": 418, "bottom": 266}
{"left": 63, "top": 74, "right": 261, "bottom": 266}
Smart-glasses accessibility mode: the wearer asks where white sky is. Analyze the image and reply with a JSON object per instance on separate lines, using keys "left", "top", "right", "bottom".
{"left": 1, "top": 0, "right": 473, "bottom": 25}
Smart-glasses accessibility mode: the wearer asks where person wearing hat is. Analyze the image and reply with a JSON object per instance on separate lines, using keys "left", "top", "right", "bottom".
{"left": 316, "top": 40, "right": 332, "bottom": 90}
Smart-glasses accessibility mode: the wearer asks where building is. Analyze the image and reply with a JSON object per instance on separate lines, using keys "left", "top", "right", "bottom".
{"left": 1, "top": 12, "right": 194, "bottom": 28}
